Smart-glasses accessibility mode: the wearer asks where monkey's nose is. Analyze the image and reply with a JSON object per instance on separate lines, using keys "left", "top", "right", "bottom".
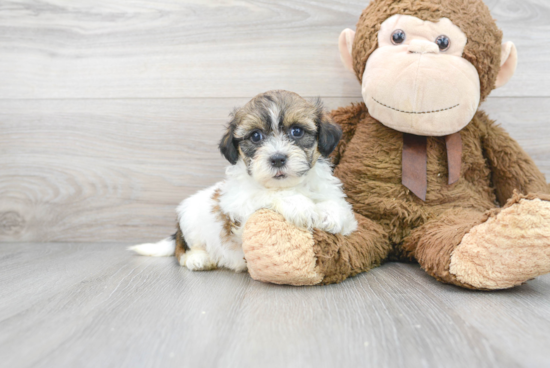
{"left": 270, "top": 153, "right": 288, "bottom": 168}
{"left": 408, "top": 39, "right": 439, "bottom": 54}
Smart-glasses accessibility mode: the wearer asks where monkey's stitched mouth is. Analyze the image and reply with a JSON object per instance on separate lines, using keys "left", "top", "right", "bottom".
{"left": 373, "top": 97, "right": 460, "bottom": 115}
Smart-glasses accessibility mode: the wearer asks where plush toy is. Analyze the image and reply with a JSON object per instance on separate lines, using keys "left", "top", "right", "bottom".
{"left": 241, "top": 0, "right": 550, "bottom": 289}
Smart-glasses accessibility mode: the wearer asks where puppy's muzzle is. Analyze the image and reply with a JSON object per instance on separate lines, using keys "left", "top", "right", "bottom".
{"left": 270, "top": 153, "right": 288, "bottom": 168}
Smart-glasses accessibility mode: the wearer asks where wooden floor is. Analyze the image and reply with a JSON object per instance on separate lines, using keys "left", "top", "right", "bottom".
{"left": 0, "top": 243, "right": 549, "bottom": 368}
{"left": 1, "top": 1, "right": 550, "bottom": 367}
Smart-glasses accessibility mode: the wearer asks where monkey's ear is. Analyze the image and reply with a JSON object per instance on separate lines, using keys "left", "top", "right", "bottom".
{"left": 338, "top": 28, "right": 355, "bottom": 73}
{"left": 219, "top": 117, "right": 239, "bottom": 165}
{"left": 495, "top": 41, "right": 518, "bottom": 89}
{"left": 316, "top": 106, "right": 343, "bottom": 157}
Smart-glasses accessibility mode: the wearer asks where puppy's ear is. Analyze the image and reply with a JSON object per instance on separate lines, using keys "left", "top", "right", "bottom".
{"left": 315, "top": 99, "right": 342, "bottom": 157}
{"left": 219, "top": 114, "right": 239, "bottom": 165}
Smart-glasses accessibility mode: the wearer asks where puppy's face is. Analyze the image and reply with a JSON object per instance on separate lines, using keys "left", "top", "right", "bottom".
{"left": 219, "top": 90, "right": 342, "bottom": 189}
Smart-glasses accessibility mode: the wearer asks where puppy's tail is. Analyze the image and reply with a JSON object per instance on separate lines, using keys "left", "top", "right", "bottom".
{"left": 128, "top": 236, "right": 176, "bottom": 257}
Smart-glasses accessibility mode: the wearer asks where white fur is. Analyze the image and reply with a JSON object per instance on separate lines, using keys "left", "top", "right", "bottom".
{"left": 177, "top": 182, "right": 248, "bottom": 272}
{"left": 127, "top": 237, "right": 175, "bottom": 257}
{"left": 130, "top": 158, "right": 357, "bottom": 273}
{"left": 251, "top": 135, "right": 311, "bottom": 189}
{"left": 181, "top": 248, "right": 217, "bottom": 271}
{"left": 221, "top": 158, "right": 357, "bottom": 236}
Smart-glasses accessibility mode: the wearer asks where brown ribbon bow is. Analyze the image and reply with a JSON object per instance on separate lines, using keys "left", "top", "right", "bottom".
{"left": 402, "top": 132, "right": 462, "bottom": 201}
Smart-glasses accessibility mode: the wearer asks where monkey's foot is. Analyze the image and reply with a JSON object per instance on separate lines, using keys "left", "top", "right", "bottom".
{"left": 242, "top": 209, "right": 323, "bottom": 286}
{"left": 450, "top": 196, "right": 550, "bottom": 289}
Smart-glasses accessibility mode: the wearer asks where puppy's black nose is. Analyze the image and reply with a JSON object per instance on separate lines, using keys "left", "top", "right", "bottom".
{"left": 270, "top": 154, "right": 287, "bottom": 168}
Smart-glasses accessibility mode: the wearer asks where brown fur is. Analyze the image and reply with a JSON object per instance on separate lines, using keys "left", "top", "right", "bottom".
{"left": 211, "top": 188, "right": 241, "bottom": 248}
{"left": 352, "top": 0, "right": 502, "bottom": 101}
{"left": 241, "top": 1, "right": 550, "bottom": 289}
{"left": 174, "top": 223, "right": 188, "bottom": 262}
{"left": 232, "top": 90, "right": 321, "bottom": 140}
{"left": 331, "top": 103, "right": 367, "bottom": 166}
{"left": 174, "top": 189, "right": 242, "bottom": 262}
{"left": 313, "top": 212, "right": 390, "bottom": 285}
{"left": 220, "top": 90, "right": 341, "bottom": 170}
{"left": 319, "top": 103, "right": 549, "bottom": 286}
{"left": 300, "top": 0, "right": 549, "bottom": 287}
{"left": 403, "top": 208, "right": 488, "bottom": 289}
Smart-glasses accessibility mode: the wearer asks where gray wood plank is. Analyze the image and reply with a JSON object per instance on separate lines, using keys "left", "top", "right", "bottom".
{"left": 0, "top": 243, "right": 549, "bottom": 368}
{"left": 1, "top": 97, "right": 548, "bottom": 243}
{"left": 0, "top": 0, "right": 548, "bottom": 99}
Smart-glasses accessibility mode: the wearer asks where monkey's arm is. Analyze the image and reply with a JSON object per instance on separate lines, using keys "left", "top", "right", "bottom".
{"left": 479, "top": 112, "right": 548, "bottom": 205}
{"left": 330, "top": 103, "right": 367, "bottom": 166}
{"left": 242, "top": 209, "right": 391, "bottom": 285}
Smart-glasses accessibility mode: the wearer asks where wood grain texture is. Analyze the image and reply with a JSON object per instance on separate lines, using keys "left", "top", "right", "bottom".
{"left": 1, "top": 2, "right": 549, "bottom": 367}
{"left": 0, "top": 0, "right": 548, "bottom": 99}
{"left": 1, "top": 97, "right": 548, "bottom": 242}
{"left": 0, "top": 97, "right": 353, "bottom": 242}
{"left": 0, "top": 243, "right": 549, "bottom": 368}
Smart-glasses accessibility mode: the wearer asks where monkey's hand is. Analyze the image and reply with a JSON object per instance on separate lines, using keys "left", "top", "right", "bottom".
{"left": 241, "top": 209, "right": 389, "bottom": 286}
{"left": 242, "top": 209, "right": 323, "bottom": 286}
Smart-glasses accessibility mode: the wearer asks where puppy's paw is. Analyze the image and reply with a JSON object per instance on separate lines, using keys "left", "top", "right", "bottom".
{"left": 315, "top": 201, "right": 358, "bottom": 235}
{"left": 291, "top": 204, "right": 319, "bottom": 230}
{"left": 222, "top": 250, "right": 248, "bottom": 273}
{"left": 181, "top": 248, "right": 217, "bottom": 271}
{"left": 270, "top": 195, "right": 318, "bottom": 230}
{"left": 315, "top": 202, "right": 343, "bottom": 234}
{"left": 232, "top": 262, "right": 248, "bottom": 273}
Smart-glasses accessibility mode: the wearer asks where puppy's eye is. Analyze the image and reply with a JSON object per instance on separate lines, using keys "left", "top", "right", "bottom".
{"left": 290, "top": 126, "right": 304, "bottom": 139}
{"left": 250, "top": 131, "right": 264, "bottom": 143}
{"left": 391, "top": 30, "right": 406, "bottom": 45}
{"left": 436, "top": 35, "right": 451, "bottom": 51}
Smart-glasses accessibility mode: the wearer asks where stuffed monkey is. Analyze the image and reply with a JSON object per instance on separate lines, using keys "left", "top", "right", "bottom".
{"left": 241, "top": 0, "right": 550, "bottom": 290}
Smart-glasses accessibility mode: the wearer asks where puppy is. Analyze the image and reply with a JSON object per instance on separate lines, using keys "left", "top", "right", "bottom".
{"left": 129, "top": 90, "right": 357, "bottom": 272}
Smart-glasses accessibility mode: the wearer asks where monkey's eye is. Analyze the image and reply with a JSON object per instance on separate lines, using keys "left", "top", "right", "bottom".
{"left": 289, "top": 126, "right": 305, "bottom": 139}
{"left": 250, "top": 130, "right": 264, "bottom": 143}
{"left": 391, "top": 30, "right": 406, "bottom": 45}
{"left": 436, "top": 35, "right": 451, "bottom": 51}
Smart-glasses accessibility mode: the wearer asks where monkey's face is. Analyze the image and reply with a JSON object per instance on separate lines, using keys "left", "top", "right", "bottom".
{"left": 219, "top": 91, "right": 342, "bottom": 189}
{"left": 362, "top": 15, "right": 481, "bottom": 136}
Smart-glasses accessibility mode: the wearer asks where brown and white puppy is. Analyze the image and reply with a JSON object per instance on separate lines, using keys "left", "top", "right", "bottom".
{"left": 129, "top": 90, "right": 357, "bottom": 272}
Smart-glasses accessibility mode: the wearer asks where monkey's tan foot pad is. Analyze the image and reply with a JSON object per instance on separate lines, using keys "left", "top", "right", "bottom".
{"left": 450, "top": 198, "right": 550, "bottom": 289}
{"left": 242, "top": 209, "right": 323, "bottom": 286}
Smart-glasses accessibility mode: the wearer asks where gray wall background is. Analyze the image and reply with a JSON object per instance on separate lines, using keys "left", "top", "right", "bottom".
{"left": 1, "top": 0, "right": 548, "bottom": 242}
